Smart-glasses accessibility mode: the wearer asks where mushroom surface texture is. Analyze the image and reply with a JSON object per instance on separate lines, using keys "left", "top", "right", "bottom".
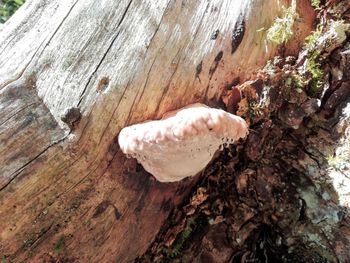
{"left": 118, "top": 103, "right": 248, "bottom": 182}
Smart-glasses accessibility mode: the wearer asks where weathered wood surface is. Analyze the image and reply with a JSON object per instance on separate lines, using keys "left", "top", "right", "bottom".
{"left": 0, "top": 0, "right": 314, "bottom": 262}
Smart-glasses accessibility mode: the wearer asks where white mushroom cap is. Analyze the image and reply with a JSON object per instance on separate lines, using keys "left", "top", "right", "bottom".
{"left": 118, "top": 103, "right": 248, "bottom": 182}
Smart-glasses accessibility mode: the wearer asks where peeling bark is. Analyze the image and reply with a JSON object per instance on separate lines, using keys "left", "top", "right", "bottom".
{"left": 140, "top": 7, "right": 350, "bottom": 262}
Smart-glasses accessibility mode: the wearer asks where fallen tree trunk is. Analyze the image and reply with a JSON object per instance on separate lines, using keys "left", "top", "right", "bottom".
{"left": 140, "top": 4, "right": 350, "bottom": 262}
{"left": 0, "top": 0, "right": 315, "bottom": 262}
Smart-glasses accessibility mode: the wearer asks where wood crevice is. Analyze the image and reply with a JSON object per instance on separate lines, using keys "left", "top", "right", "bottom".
{"left": 0, "top": 133, "right": 69, "bottom": 192}
{"left": 77, "top": 0, "right": 134, "bottom": 107}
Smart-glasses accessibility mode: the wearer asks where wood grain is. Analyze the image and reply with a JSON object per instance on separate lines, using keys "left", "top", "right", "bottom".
{"left": 0, "top": 0, "right": 315, "bottom": 261}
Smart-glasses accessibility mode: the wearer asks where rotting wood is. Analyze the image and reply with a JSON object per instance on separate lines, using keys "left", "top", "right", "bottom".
{"left": 139, "top": 8, "right": 350, "bottom": 262}
{"left": 0, "top": 0, "right": 315, "bottom": 262}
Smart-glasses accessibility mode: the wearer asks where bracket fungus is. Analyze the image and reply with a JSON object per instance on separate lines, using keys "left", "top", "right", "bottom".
{"left": 118, "top": 104, "right": 248, "bottom": 182}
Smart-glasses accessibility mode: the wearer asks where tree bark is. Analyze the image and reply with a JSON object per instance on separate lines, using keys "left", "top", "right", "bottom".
{"left": 0, "top": 0, "right": 314, "bottom": 262}
{"left": 139, "top": 5, "right": 350, "bottom": 262}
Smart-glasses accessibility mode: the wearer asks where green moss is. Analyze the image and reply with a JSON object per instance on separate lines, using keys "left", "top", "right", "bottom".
{"left": 326, "top": 154, "right": 345, "bottom": 169}
{"left": 248, "top": 101, "right": 260, "bottom": 119}
{"left": 0, "top": 0, "right": 25, "bottom": 23}
{"left": 306, "top": 50, "right": 325, "bottom": 97}
{"left": 301, "top": 20, "right": 350, "bottom": 97}
{"left": 304, "top": 25, "right": 323, "bottom": 50}
{"left": 158, "top": 216, "right": 199, "bottom": 261}
{"left": 267, "top": 0, "right": 298, "bottom": 44}
{"left": 53, "top": 236, "right": 66, "bottom": 254}
{"left": 310, "top": 0, "right": 320, "bottom": 9}
{"left": 285, "top": 72, "right": 308, "bottom": 92}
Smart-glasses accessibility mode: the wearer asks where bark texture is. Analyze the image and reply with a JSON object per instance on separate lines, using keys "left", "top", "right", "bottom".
{"left": 140, "top": 4, "right": 350, "bottom": 262}
{"left": 0, "top": 0, "right": 314, "bottom": 262}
